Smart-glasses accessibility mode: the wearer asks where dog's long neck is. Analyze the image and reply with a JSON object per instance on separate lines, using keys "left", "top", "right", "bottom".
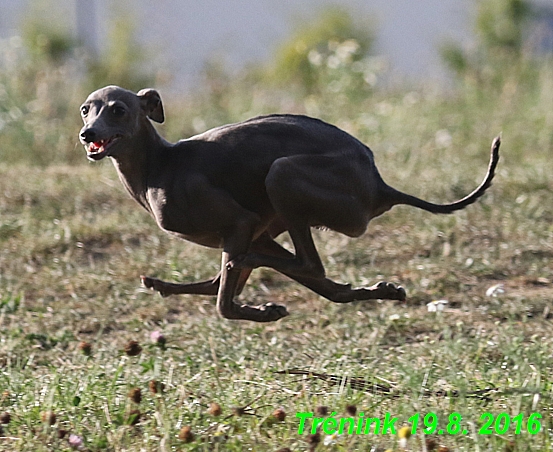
{"left": 111, "top": 121, "right": 166, "bottom": 213}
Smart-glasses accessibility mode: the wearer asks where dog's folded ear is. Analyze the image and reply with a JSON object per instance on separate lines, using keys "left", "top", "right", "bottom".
{"left": 137, "top": 88, "right": 165, "bottom": 123}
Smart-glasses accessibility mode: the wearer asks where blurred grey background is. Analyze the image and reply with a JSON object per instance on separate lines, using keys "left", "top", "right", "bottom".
{"left": 0, "top": 0, "right": 537, "bottom": 87}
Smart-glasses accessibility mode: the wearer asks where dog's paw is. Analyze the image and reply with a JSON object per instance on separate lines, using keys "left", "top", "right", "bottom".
{"left": 260, "top": 302, "right": 290, "bottom": 320}
{"left": 396, "top": 285, "right": 407, "bottom": 301}
{"left": 239, "top": 302, "right": 289, "bottom": 322}
{"left": 140, "top": 275, "right": 154, "bottom": 289}
{"left": 140, "top": 275, "right": 171, "bottom": 297}
{"left": 373, "top": 281, "right": 406, "bottom": 301}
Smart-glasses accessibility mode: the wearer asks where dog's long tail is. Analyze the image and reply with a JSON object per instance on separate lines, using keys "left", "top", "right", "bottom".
{"left": 388, "top": 136, "right": 501, "bottom": 214}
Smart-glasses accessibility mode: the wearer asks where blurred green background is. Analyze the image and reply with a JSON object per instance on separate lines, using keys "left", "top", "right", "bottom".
{"left": 0, "top": 0, "right": 551, "bottom": 166}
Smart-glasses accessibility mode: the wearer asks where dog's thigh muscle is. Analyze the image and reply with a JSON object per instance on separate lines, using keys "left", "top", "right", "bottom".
{"left": 265, "top": 155, "right": 372, "bottom": 237}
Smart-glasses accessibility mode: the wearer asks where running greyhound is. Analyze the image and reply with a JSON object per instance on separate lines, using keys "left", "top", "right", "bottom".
{"left": 79, "top": 85, "right": 500, "bottom": 322}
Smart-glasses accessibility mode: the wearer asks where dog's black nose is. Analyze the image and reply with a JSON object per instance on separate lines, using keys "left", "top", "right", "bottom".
{"left": 80, "top": 128, "right": 97, "bottom": 142}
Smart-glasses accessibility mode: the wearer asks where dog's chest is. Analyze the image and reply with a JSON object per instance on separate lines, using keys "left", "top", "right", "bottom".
{"left": 145, "top": 187, "right": 225, "bottom": 248}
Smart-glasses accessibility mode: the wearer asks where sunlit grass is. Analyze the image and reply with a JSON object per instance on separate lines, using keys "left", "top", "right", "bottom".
{"left": 1, "top": 20, "right": 553, "bottom": 451}
{"left": 1, "top": 100, "right": 552, "bottom": 449}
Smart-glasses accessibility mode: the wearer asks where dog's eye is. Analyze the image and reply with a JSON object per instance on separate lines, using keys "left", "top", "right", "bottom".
{"left": 111, "top": 106, "right": 126, "bottom": 117}
{"left": 80, "top": 105, "right": 89, "bottom": 116}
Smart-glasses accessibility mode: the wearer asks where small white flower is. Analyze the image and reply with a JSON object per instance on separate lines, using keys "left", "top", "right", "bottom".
{"left": 326, "top": 55, "right": 341, "bottom": 69}
{"left": 427, "top": 299, "right": 448, "bottom": 312}
{"left": 323, "top": 433, "right": 342, "bottom": 446}
{"left": 486, "top": 284, "right": 505, "bottom": 297}
{"left": 435, "top": 129, "right": 453, "bottom": 148}
{"left": 335, "top": 39, "right": 360, "bottom": 62}
{"left": 213, "top": 424, "right": 230, "bottom": 442}
{"left": 389, "top": 314, "right": 401, "bottom": 321}
{"left": 308, "top": 49, "right": 323, "bottom": 67}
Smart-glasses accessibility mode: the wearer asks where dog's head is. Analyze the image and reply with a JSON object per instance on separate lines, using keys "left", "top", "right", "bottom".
{"left": 79, "top": 85, "right": 164, "bottom": 161}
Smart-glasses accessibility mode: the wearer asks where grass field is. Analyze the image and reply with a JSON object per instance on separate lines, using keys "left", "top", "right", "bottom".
{"left": 1, "top": 31, "right": 553, "bottom": 452}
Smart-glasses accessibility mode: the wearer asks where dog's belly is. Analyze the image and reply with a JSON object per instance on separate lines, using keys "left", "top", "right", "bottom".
{"left": 166, "top": 230, "right": 224, "bottom": 248}
{"left": 152, "top": 210, "right": 227, "bottom": 249}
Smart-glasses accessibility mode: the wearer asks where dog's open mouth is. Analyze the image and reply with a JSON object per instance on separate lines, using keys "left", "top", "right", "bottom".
{"left": 86, "top": 136, "right": 120, "bottom": 161}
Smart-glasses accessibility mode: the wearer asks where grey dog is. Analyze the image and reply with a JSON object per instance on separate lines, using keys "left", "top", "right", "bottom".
{"left": 79, "top": 85, "right": 500, "bottom": 322}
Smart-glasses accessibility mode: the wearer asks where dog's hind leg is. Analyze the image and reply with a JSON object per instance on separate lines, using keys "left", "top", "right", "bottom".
{"left": 228, "top": 154, "right": 374, "bottom": 279}
{"left": 249, "top": 234, "right": 406, "bottom": 302}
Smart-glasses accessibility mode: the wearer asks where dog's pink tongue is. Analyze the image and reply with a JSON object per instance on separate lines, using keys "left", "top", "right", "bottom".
{"left": 93, "top": 141, "right": 103, "bottom": 149}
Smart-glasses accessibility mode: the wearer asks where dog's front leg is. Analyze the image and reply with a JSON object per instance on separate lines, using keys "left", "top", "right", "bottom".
{"left": 141, "top": 269, "right": 252, "bottom": 298}
{"left": 217, "top": 234, "right": 289, "bottom": 323}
